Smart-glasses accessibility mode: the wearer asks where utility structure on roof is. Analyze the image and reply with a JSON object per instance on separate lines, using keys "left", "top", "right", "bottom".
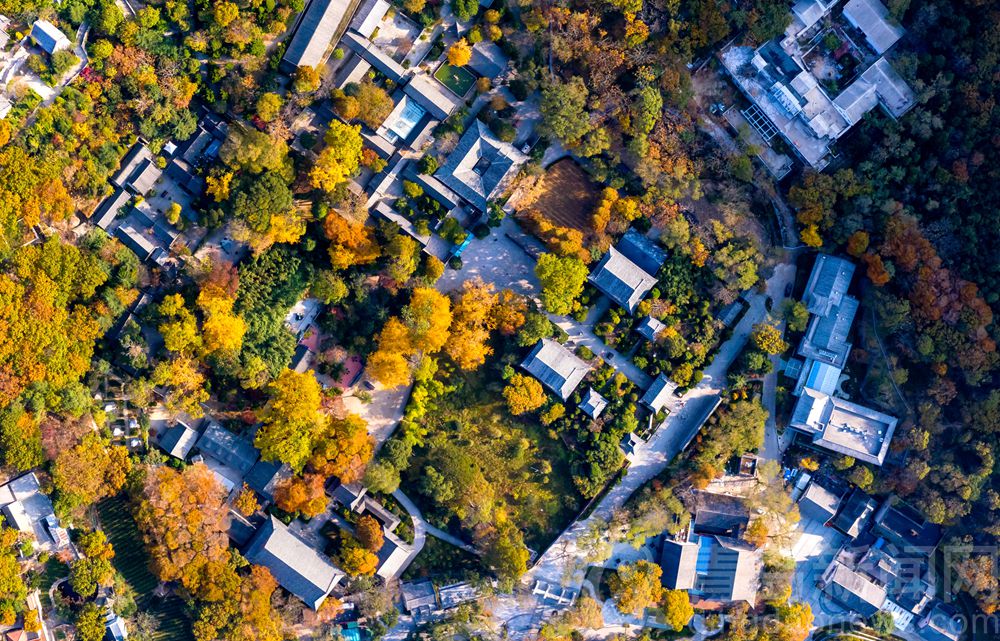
{"left": 719, "top": 0, "right": 913, "bottom": 169}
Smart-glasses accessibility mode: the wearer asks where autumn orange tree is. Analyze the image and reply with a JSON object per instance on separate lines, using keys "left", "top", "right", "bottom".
{"left": 355, "top": 515, "right": 384, "bottom": 552}
{"left": 309, "top": 414, "right": 374, "bottom": 483}
{"left": 151, "top": 355, "right": 210, "bottom": 418}
{"left": 0, "top": 238, "right": 113, "bottom": 408}
{"left": 196, "top": 260, "right": 247, "bottom": 357}
{"left": 608, "top": 560, "right": 662, "bottom": 615}
{"left": 52, "top": 432, "right": 131, "bottom": 517}
{"left": 446, "top": 278, "right": 499, "bottom": 370}
{"left": 274, "top": 474, "right": 328, "bottom": 518}
{"left": 338, "top": 535, "right": 378, "bottom": 577}
{"left": 134, "top": 464, "right": 283, "bottom": 641}
{"left": 324, "top": 213, "right": 381, "bottom": 270}
{"left": 135, "top": 464, "right": 232, "bottom": 598}
{"left": 368, "top": 288, "right": 452, "bottom": 387}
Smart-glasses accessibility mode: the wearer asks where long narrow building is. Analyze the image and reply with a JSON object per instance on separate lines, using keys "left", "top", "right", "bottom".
{"left": 281, "top": 0, "right": 358, "bottom": 72}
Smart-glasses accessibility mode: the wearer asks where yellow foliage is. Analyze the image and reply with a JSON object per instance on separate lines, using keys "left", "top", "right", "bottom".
{"left": 447, "top": 39, "right": 473, "bottom": 66}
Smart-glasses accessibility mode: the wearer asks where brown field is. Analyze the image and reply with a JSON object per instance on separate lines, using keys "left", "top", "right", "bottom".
{"left": 522, "top": 159, "right": 598, "bottom": 231}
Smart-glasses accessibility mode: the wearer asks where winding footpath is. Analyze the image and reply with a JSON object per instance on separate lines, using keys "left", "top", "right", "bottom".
{"left": 392, "top": 489, "right": 478, "bottom": 556}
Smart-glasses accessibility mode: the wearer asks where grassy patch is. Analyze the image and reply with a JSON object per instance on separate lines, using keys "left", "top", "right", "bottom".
{"left": 38, "top": 557, "right": 69, "bottom": 609}
{"left": 402, "top": 364, "right": 584, "bottom": 551}
{"left": 401, "top": 536, "right": 480, "bottom": 584}
{"left": 434, "top": 63, "right": 475, "bottom": 97}
{"left": 97, "top": 496, "right": 194, "bottom": 641}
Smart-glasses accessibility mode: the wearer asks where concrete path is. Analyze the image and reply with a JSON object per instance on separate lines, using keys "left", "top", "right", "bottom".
{"left": 549, "top": 300, "right": 652, "bottom": 389}
{"left": 760, "top": 262, "right": 797, "bottom": 462}
{"left": 392, "top": 489, "right": 478, "bottom": 555}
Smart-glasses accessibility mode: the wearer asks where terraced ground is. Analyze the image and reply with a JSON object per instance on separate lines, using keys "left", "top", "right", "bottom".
{"left": 97, "top": 496, "right": 194, "bottom": 641}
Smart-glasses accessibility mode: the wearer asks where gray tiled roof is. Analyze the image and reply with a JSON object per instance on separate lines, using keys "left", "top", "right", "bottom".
{"left": 636, "top": 315, "right": 666, "bottom": 342}
{"left": 821, "top": 560, "right": 886, "bottom": 617}
{"left": 467, "top": 41, "right": 509, "bottom": 78}
{"left": 158, "top": 422, "right": 199, "bottom": 460}
{"left": 798, "top": 480, "right": 843, "bottom": 523}
{"left": 244, "top": 460, "right": 291, "bottom": 501}
{"left": 115, "top": 223, "right": 158, "bottom": 261}
{"left": 589, "top": 247, "right": 657, "bottom": 314}
{"left": 660, "top": 539, "right": 698, "bottom": 590}
{"left": 520, "top": 339, "right": 590, "bottom": 401}
{"left": 404, "top": 74, "right": 461, "bottom": 120}
{"left": 579, "top": 388, "right": 608, "bottom": 419}
{"left": 842, "top": 0, "right": 904, "bottom": 54}
{"left": 830, "top": 488, "right": 876, "bottom": 538}
{"left": 401, "top": 580, "right": 437, "bottom": 613}
{"left": 698, "top": 536, "right": 760, "bottom": 604}
{"left": 640, "top": 374, "right": 676, "bottom": 412}
{"left": 349, "top": 0, "right": 389, "bottom": 38}
{"left": 871, "top": 498, "right": 943, "bottom": 552}
{"left": 376, "top": 530, "right": 414, "bottom": 580}
{"left": 282, "top": 0, "right": 355, "bottom": 69}
{"left": 803, "top": 254, "right": 855, "bottom": 317}
{"left": 92, "top": 188, "right": 131, "bottom": 230}
{"left": 30, "top": 20, "right": 70, "bottom": 54}
{"left": 434, "top": 120, "right": 526, "bottom": 211}
{"left": 244, "top": 515, "right": 344, "bottom": 609}
{"left": 196, "top": 421, "right": 259, "bottom": 475}
{"left": 799, "top": 295, "right": 858, "bottom": 367}
{"left": 617, "top": 228, "right": 666, "bottom": 276}
{"left": 128, "top": 159, "right": 162, "bottom": 196}
{"left": 341, "top": 30, "right": 406, "bottom": 83}
{"left": 111, "top": 143, "right": 155, "bottom": 191}
{"left": 919, "top": 602, "right": 963, "bottom": 641}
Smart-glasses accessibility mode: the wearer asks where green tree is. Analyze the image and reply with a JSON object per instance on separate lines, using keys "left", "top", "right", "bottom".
{"left": 231, "top": 172, "right": 294, "bottom": 233}
{"left": 516, "top": 311, "right": 553, "bottom": 347}
{"left": 311, "top": 270, "right": 349, "bottom": 304}
{"left": 0, "top": 405, "right": 42, "bottom": 472}
{"left": 869, "top": 611, "right": 895, "bottom": 637}
{"left": 363, "top": 460, "right": 401, "bottom": 494}
{"left": 255, "top": 370, "right": 323, "bottom": 472}
{"left": 256, "top": 92, "right": 283, "bottom": 122}
{"left": 782, "top": 299, "right": 810, "bottom": 333}
{"left": 539, "top": 77, "right": 592, "bottom": 147}
{"left": 535, "top": 253, "right": 587, "bottom": 315}
{"left": 481, "top": 522, "right": 529, "bottom": 591}
{"left": 452, "top": 0, "right": 478, "bottom": 21}
{"left": 75, "top": 604, "right": 106, "bottom": 641}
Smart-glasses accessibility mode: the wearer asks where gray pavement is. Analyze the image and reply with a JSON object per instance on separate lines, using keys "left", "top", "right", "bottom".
{"left": 342, "top": 381, "right": 413, "bottom": 449}
{"left": 760, "top": 262, "right": 797, "bottom": 462}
